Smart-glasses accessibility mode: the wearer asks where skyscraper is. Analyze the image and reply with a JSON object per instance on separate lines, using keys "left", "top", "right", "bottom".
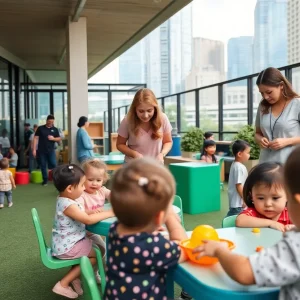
{"left": 253, "top": 0, "right": 288, "bottom": 72}
{"left": 288, "top": 0, "right": 300, "bottom": 64}
{"left": 227, "top": 36, "right": 253, "bottom": 80}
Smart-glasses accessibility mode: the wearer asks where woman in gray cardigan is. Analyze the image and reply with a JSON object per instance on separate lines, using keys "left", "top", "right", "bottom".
{"left": 76, "top": 116, "right": 94, "bottom": 163}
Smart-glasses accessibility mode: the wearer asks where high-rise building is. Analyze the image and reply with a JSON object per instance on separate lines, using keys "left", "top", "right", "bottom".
{"left": 119, "top": 40, "right": 146, "bottom": 83}
{"left": 288, "top": 0, "right": 300, "bottom": 64}
{"left": 253, "top": 0, "right": 288, "bottom": 72}
{"left": 227, "top": 36, "right": 253, "bottom": 80}
{"left": 118, "top": 3, "right": 192, "bottom": 98}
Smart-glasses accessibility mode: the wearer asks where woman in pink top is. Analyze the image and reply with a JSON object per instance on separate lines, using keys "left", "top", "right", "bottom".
{"left": 117, "top": 88, "right": 173, "bottom": 163}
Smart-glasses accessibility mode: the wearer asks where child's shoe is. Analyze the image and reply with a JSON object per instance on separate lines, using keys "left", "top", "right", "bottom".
{"left": 52, "top": 281, "right": 78, "bottom": 299}
{"left": 8, "top": 202, "right": 13, "bottom": 208}
{"left": 0, "top": 204, "right": 3, "bottom": 209}
{"left": 71, "top": 278, "right": 83, "bottom": 295}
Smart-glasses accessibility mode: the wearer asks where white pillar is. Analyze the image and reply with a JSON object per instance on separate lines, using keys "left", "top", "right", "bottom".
{"left": 66, "top": 17, "right": 88, "bottom": 163}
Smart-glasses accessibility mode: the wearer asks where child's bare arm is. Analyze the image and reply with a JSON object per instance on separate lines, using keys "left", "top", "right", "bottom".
{"left": 9, "top": 174, "right": 16, "bottom": 189}
{"left": 236, "top": 214, "right": 285, "bottom": 232}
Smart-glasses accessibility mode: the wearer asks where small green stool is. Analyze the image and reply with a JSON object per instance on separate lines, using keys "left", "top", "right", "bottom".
{"left": 31, "top": 170, "right": 43, "bottom": 183}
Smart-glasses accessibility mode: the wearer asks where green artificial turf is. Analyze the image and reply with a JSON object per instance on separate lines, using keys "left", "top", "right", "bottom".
{"left": 0, "top": 183, "right": 229, "bottom": 300}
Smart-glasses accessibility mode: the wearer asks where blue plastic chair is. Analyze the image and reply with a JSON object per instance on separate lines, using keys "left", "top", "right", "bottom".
{"left": 222, "top": 215, "right": 237, "bottom": 228}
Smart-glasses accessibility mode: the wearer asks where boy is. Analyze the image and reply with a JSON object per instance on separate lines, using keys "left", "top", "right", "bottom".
{"left": 226, "top": 140, "right": 250, "bottom": 217}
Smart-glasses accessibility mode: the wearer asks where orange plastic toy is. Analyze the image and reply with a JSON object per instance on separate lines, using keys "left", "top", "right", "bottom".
{"left": 256, "top": 246, "right": 264, "bottom": 252}
{"left": 180, "top": 225, "right": 235, "bottom": 265}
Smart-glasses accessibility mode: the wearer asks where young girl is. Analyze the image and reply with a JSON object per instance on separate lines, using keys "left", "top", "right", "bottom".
{"left": 200, "top": 139, "right": 218, "bottom": 163}
{"left": 236, "top": 162, "right": 293, "bottom": 232}
{"left": 51, "top": 164, "right": 114, "bottom": 299}
{"left": 193, "top": 146, "right": 300, "bottom": 298}
{"left": 77, "top": 159, "right": 114, "bottom": 258}
{"left": 104, "top": 158, "right": 187, "bottom": 300}
{"left": 0, "top": 158, "right": 16, "bottom": 208}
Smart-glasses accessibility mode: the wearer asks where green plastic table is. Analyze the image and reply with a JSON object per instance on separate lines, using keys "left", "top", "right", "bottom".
{"left": 167, "top": 227, "right": 281, "bottom": 300}
{"left": 169, "top": 162, "right": 221, "bottom": 214}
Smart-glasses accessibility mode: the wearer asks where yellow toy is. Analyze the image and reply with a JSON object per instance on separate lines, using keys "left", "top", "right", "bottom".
{"left": 252, "top": 228, "right": 261, "bottom": 233}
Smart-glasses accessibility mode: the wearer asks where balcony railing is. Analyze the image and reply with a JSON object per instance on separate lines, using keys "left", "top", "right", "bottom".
{"left": 105, "top": 62, "right": 300, "bottom": 141}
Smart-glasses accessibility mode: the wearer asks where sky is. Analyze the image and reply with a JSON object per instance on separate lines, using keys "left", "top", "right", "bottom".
{"left": 89, "top": 0, "right": 258, "bottom": 83}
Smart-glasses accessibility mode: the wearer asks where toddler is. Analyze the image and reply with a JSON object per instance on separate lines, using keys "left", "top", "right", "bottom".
{"left": 104, "top": 158, "right": 187, "bottom": 300}
{"left": 8, "top": 147, "right": 18, "bottom": 168}
{"left": 51, "top": 164, "right": 114, "bottom": 299}
{"left": 0, "top": 158, "right": 16, "bottom": 208}
{"left": 77, "top": 159, "right": 114, "bottom": 257}
{"left": 193, "top": 146, "right": 300, "bottom": 299}
{"left": 200, "top": 139, "right": 217, "bottom": 163}
{"left": 226, "top": 140, "right": 250, "bottom": 217}
{"left": 236, "top": 162, "right": 293, "bottom": 232}
{"left": 204, "top": 131, "right": 214, "bottom": 140}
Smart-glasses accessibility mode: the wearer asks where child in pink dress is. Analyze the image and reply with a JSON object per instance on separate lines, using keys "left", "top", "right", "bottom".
{"left": 77, "top": 159, "right": 114, "bottom": 257}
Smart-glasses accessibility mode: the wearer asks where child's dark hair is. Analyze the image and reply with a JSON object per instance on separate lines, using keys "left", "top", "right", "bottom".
{"left": 204, "top": 131, "right": 214, "bottom": 139}
{"left": 201, "top": 139, "right": 217, "bottom": 163}
{"left": 0, "top": 158, "right": 9, "bottom": 169}
{"left": 52, "top": 164, "right": 85, "bottom": 192}
{"left": 243, "top": 162, "right": 284, "bottom": 208}
{"left": 110, "top": 158, "right": 175, "bottom": 228}
{"left": 284, "top": 146, "right": 300, "bottom": 195}
{"left": 232, "top": 140, "right": 250, "bottom": 157}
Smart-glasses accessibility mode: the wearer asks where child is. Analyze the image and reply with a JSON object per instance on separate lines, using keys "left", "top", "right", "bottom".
{"left": 236, "top": 162, "right": 292, "bottom": 232}
{"left": 0, "top": 158, "right": 16, "bottom": 208}
{"left": 200, "top": 139, "right": 217, "bottom": 163}
{"left": 192, "top": 146, "right": 300, "bottom": 298}
{"left": 51, "top": 164, "right": 114, "bottom": 299}
{"left": 204, "top": 131, "right": 214, "bottom": 140}
{"left": 8, "top": 147, "right": 18, "bottom": 168}
{"left": 226, "top": 140, "right": 250, "bottom": 217}
{"left": 77, "top": 159, "right": 114, "bottom": 258}
{"left": 104, "top": 158, "right": 187, "bottom": 300}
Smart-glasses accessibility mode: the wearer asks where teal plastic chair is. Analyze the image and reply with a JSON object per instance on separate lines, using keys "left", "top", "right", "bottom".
{"left": 173, "top": 195, "right": 184, "bottom": 227}
{"left": 81, "top": 256, "right": 102, "bottom": 300}
{"left": 31, "top": 208, "right": 106, "bottom": 293}
{"left": 222, "top": 215, "right": 237, "bottom": 228}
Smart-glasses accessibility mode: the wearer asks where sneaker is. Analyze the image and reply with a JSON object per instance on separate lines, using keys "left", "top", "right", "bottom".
{"left": 95, "top": 271, "right": 102, "bottom": 284}
{"left": 52, "top": 281, "right": 78, "bottom": 299}
{"left": 0, "top": 204, "right": 3, "bottom": 209}
{"left": 8, "top": 202, "right": 13, "bottom": 208}
{"left": 179, "top": 290, "right": 193, "bottom": 300}
{"left": 42, "top": 182, "right": 48, "bottom": 186}
{"left": 71, "top": 278, "right": 83, "bottom": 295}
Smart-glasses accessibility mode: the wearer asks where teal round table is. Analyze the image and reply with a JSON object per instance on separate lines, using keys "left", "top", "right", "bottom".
{"left": 167, "top": 227, "right": 281, "bottom": 300}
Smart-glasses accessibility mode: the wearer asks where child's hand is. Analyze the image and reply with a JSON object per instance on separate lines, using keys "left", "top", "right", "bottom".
{"left": 94, "top": 208, "right": 104, "bottom": 213}
{"left": 269, "top": 221, "right": 285, "bottom": 232}
{"left": 13, "top": 185, "right": 16, "bottom": 189}
{"left": 192, "top": 240, "right": 228, "bottom": 258}
{"left": 284, "top": 224, "right": 296, "bottom": 231}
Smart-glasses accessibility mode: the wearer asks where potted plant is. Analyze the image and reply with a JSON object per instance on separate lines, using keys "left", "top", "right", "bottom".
{"left": 181, "top": 127, "right": 204, "bottom": 158}
{"left": 233, "top": 125, "right": 260, "bottom": 171}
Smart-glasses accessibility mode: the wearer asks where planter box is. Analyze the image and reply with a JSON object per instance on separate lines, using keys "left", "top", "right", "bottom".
{"left": 243, "top": 159, "right": 259, "bottom": 172}
{"left": 181, "top": 151, "right": 198, "bottom": 159}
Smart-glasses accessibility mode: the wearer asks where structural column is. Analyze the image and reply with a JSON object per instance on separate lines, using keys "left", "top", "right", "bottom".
{"left": 66, "top": 17, "right": 88, "bottom": 163}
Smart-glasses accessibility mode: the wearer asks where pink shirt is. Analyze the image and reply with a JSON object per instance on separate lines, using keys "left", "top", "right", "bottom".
{"left": 77, "top": 187, "right": 111, "bottom": 211}
{"left": 117, "top": 113, "right": 172, "bottom": 162}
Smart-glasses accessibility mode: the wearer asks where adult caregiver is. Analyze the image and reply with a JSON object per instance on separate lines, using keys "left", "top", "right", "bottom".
{"left": 255, "top": 67, "right": 300, "bottom": 164}
{"left": 116, "top": 88, "right": 173, "bottom": 163}
{"left": 76, "top": 116, "right": 94, "bottom": 163}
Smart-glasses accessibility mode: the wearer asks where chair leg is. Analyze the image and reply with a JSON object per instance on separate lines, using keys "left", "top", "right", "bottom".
{"left": 93, "top": 246, "right": 106, "bottom": 294}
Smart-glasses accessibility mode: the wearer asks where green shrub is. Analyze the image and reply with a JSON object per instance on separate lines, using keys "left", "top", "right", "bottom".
{"left": 181, "top": 127, "right": 204, "bottom": 152}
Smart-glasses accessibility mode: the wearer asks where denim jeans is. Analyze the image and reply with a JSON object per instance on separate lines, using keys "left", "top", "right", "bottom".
{"left": 39, "top": 150, "right": 57, "bottom": 184}
{"left": 0, "top": 190, "right": 12, "bottom": 205}
{"left": 226, "top": 207, "right": 244, "bottom": 217}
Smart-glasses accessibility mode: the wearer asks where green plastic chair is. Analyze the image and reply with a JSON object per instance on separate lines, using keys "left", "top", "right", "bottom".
{"left": 81, "top": 256, "right": 102, "bottom": 300}
{"left": 222, "top": 215, "right": 237, "bottom": 228}
{"left": 173, "top": 195, "right": 184, "bottom": 227}
{"left": 31, "top": 208, "right": 106, "bottom": 294}
{"left": 31, "top": 170, "right": 43, "bottom": 184}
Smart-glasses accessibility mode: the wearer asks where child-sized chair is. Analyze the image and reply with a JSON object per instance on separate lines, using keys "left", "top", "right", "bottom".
{"left": 222, "top": 215, "right": 237, "bottom": 228}
{"left": 173, "top": 195, "right": 184, "bottom": 227}
{"left": 81, "top": 256, "right": 102, "bottom": 300}
{"left": 31, "top": 208, "right": 106, "bottom": 293}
